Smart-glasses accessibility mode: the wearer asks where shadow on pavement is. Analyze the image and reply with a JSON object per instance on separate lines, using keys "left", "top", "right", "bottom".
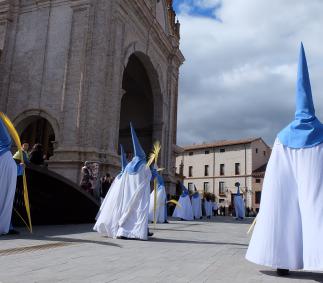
{"left": 261, "top": 270, "right": 323, "bottom": 282}
{"left": 169, "top": 217, "right": 254, "bottom": 225}
{"left": 150, "top": 237, "right": 248, "bottom": 247}
{"left": 151, "top": 228, "right": 207, "bottom": 233}
{"left": 1, "top": 224, "right": 122, "bottom": 248}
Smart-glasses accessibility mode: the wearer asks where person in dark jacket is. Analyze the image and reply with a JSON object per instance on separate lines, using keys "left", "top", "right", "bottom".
{"left": 29, "top": 143, "right": 45, "bottom": 165}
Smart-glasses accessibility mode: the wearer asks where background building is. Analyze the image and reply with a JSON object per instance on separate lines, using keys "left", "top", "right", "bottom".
{"left": 175, "top": 138, "right": 271, "bottom": 210}
{"left": 0, "top": 0, "right": 184, "bottom": 193}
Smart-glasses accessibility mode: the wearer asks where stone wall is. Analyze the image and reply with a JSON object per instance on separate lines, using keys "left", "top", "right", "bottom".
{"left": 0, "top": 0, "right": 184, "bottom": 190}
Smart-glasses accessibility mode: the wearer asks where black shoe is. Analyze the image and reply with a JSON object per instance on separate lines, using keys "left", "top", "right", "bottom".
{"left": 116, "top": 236, "right": 128, "bottom": 240}
{"left": 276, "top": 269, "right": 290, "bottom": 276}
{"left": 148, "top": 232, "right": 154, "bottom": 237}
{"left": 7, "top": 229, "right": 19, "bottom": 235}
{"left": 164, "top": 221, "right": 169, "bottom": 223}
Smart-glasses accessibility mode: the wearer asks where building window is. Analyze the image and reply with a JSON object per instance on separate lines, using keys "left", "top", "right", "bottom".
{"left": 188, "top": 166, "right": 193, "bottom": 177}
{"left": 188, "top": 182, "right": 193, "bottom": 191}
{"left": 255, "top": 178, "right": 261, "bottom": 183}
{"left": 205, "top": 150, "right": 209, "bottom": 154}
{"left": 220, "top": 164, "right": 225, "bottom": 175}
{"left": 263, "top": 151, "right": 266, "bottom": 156}
{"left": 255, "top": 148, "right": 258, "bottom": 154}
{"left": 189, "top": 152, "right": 193, "bottom": 156}
{"left": 220, "top": 148, "right": 225, "bottom": 153}
{"left": 219, "top": 182, "right": 225, "bottom": 195}
{"left": 204, "top": 165, "right": 209, "bottom": 176}
{"left": 203, "top": 182, "right": 209, "bottom": 192}
{"left": 255, "top": 191, "right": 262, "bottom": 204}
{"left": 235, "top": 163, "right": 240, "bottom": 175}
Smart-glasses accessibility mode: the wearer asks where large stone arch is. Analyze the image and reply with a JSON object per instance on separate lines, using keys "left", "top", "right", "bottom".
{"left": 118, "top": 48, "right": 164, "bottom": 161}
{"left": 13, "top": 109, "right": 59, "bottom": 159}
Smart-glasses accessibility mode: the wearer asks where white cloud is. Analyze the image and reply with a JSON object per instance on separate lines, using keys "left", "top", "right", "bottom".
{"left": 176, "top": 0, "right": 323, "bottom": 146}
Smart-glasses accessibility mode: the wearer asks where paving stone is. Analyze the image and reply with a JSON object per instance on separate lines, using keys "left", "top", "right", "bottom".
{"left": 0, "top": 217, "right": 322, "bottom": 282}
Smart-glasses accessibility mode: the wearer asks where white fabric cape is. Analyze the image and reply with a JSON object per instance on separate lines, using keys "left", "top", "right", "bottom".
{"left": 148, "top": 184, "right": 166, "bottom": 223}
{"left": 191, "top": 194, "right": 202, "bottom": 219}
{"left": 94, "top": 164, "right": 151, "bottom": 240}
{"left": 93, "top": 174, "right": 124, "bottom": 238}
{"left": 204, "top": 200, "right": 213, "bottom": 217}
{"left": 0, "top": 151, "right": 17, "bottom": 234}
{"left": 246, "top": 139, "right": 323, "bottom": 270}
{"left": 172, "top": 195, "right": 193, "bottom": 220}
{"left": 234, "top": 195, "right": 245, "bottom": 218}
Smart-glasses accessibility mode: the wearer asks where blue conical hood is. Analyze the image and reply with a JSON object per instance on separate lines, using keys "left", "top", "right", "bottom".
{"left": 277, "top": 43, "right": 323, "bottom": 148}
{"left": 120, "top": 144, "right": 128, "bottom": 171}
{"left": 295, "top": 43, "right": 315, "bottom": 120}
{"left": 0, "top": 115, "right": 12, "bottom": 155}
{"left": 130, "top": 122, "right": 146, "bottom": 160}
{"left": 180, "top": 182, "right": 189, "bottom": 197}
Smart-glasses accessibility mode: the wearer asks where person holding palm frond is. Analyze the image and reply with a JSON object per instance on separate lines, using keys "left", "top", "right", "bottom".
{"left": 147, "top": 141, "right": 167, "bottom": 224}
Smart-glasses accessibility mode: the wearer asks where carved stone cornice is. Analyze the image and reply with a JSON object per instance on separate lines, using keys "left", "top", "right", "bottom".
{"left": 0, "top": 0, "right": 17, "bottom": 22}
{"left": 69, "top": 0, "right": 91, "bottom": 9}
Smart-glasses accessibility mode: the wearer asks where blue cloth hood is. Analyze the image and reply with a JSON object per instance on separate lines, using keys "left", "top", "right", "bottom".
{"left": 120, "top": 144, "right": 128, "bottom": 172}
{"left": 156, "top": 173, "right": 164, "bottom": 188}
{"left": 130, "top": 122, "right": 146, "bottom": 160}
{"left": 117, "top": 144, "right": 128, "bottom": 179}
{"left": 151, "top": 166, "right": 165, "bottom": 188}
{"left": 180, "top": 183, "right": 189, "bottom": 197}
{"left": 236, "top": 186, "right": 240, "bottom": 196}
{"left": 192, "top": 192, "right": 200, "bottom": 199}
{"left": 124, "top": 123, "right": 146, "bottom": 174}
{"left": 278, "top": 43, "right": 323, "bottom": 148}
{"left": 0, "top": 115, "right": 12, "bottom": 156}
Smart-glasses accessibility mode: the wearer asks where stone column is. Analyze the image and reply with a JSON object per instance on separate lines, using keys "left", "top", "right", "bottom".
{"left": 0, "top": 0, "right": 19, "bottom": 112}
{"left": 49, "top": 0, "right": 92, "bottom": 182}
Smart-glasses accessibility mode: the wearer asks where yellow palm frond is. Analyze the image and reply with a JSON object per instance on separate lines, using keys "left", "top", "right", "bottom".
{"left": 247, "top": 216, "right": 257, "bottom": 234}
{"left": 146, "top": 141, "right": 161, "bottom": 168}
{"left": 167, "top": 199, "right": 181, "bottom": 208}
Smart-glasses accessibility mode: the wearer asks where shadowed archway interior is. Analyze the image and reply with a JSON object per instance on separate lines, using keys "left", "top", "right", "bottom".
{"left": 119, "top": 54, "right": 155, "bottom": 156}
{"left": 19, "top": 116, "right": 55, "bottom": 159}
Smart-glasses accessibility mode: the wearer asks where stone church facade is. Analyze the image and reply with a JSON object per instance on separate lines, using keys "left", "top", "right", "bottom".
{"left": 0, "top": 0, "right": 184, "bottom": 192}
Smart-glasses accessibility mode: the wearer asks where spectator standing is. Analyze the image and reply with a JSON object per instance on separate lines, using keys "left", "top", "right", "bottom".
{"left": 80, "top": 161, "right": 93, "bottom": 195}
{"left": 100, "top": 173, "right": 112, "bottom": 203}
{"left": 29, "top": 143, "right": 45, "bottom": 165}
{"left": 13, "top": 142, "right": 30, "bottom": 164}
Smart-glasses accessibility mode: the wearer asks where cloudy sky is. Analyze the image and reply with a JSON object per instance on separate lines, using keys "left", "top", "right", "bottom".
{"left": 173, "top": 0, "right": 323, "bottom": 147}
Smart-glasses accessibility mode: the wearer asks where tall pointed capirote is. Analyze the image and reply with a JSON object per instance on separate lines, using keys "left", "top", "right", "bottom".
{"left": 295, "top": 42, "right": 315, "bottom": 121}
{"left": 130, "top": 122, "right": 146, "bottom": 160}
{"left": 277, "top": 43, "right": 323, "bottom": 148}
{"left": 120, "top": 144, "right": 128, "bottom": 171}
{"left": 0, "top": 116, "right": 12, "bottom": 153}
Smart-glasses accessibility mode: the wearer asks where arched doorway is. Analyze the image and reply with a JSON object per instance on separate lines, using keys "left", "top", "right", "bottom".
{"left": 119, "top": 53, "right": 161, "bottom": 157}
{"left": 18, "top": 116, "right": 55, "bottom": 159}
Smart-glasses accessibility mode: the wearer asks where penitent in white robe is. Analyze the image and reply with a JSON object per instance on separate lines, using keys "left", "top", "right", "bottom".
{"left": 234, "top": 195, "right": 245, "bottom": 219}
{"left": 0, "top": 151, "right": 18, "bottom": 234}
{"left": 246, "top": 139, "right": 323, "bottom": 270}
{"left": 172, "top": 195, "right": 194, "bottom": 221}
{"left": 204, "top": 200, "right": 213, "bottom": 217}
{"left": 148, "top": 185, "right": 166, "bottom": 223}
{"left": 94, "top": 164, "right": 151, "bottom": 240}
{"left": 191, "top": 194, "right": 202, "bottom": 219}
